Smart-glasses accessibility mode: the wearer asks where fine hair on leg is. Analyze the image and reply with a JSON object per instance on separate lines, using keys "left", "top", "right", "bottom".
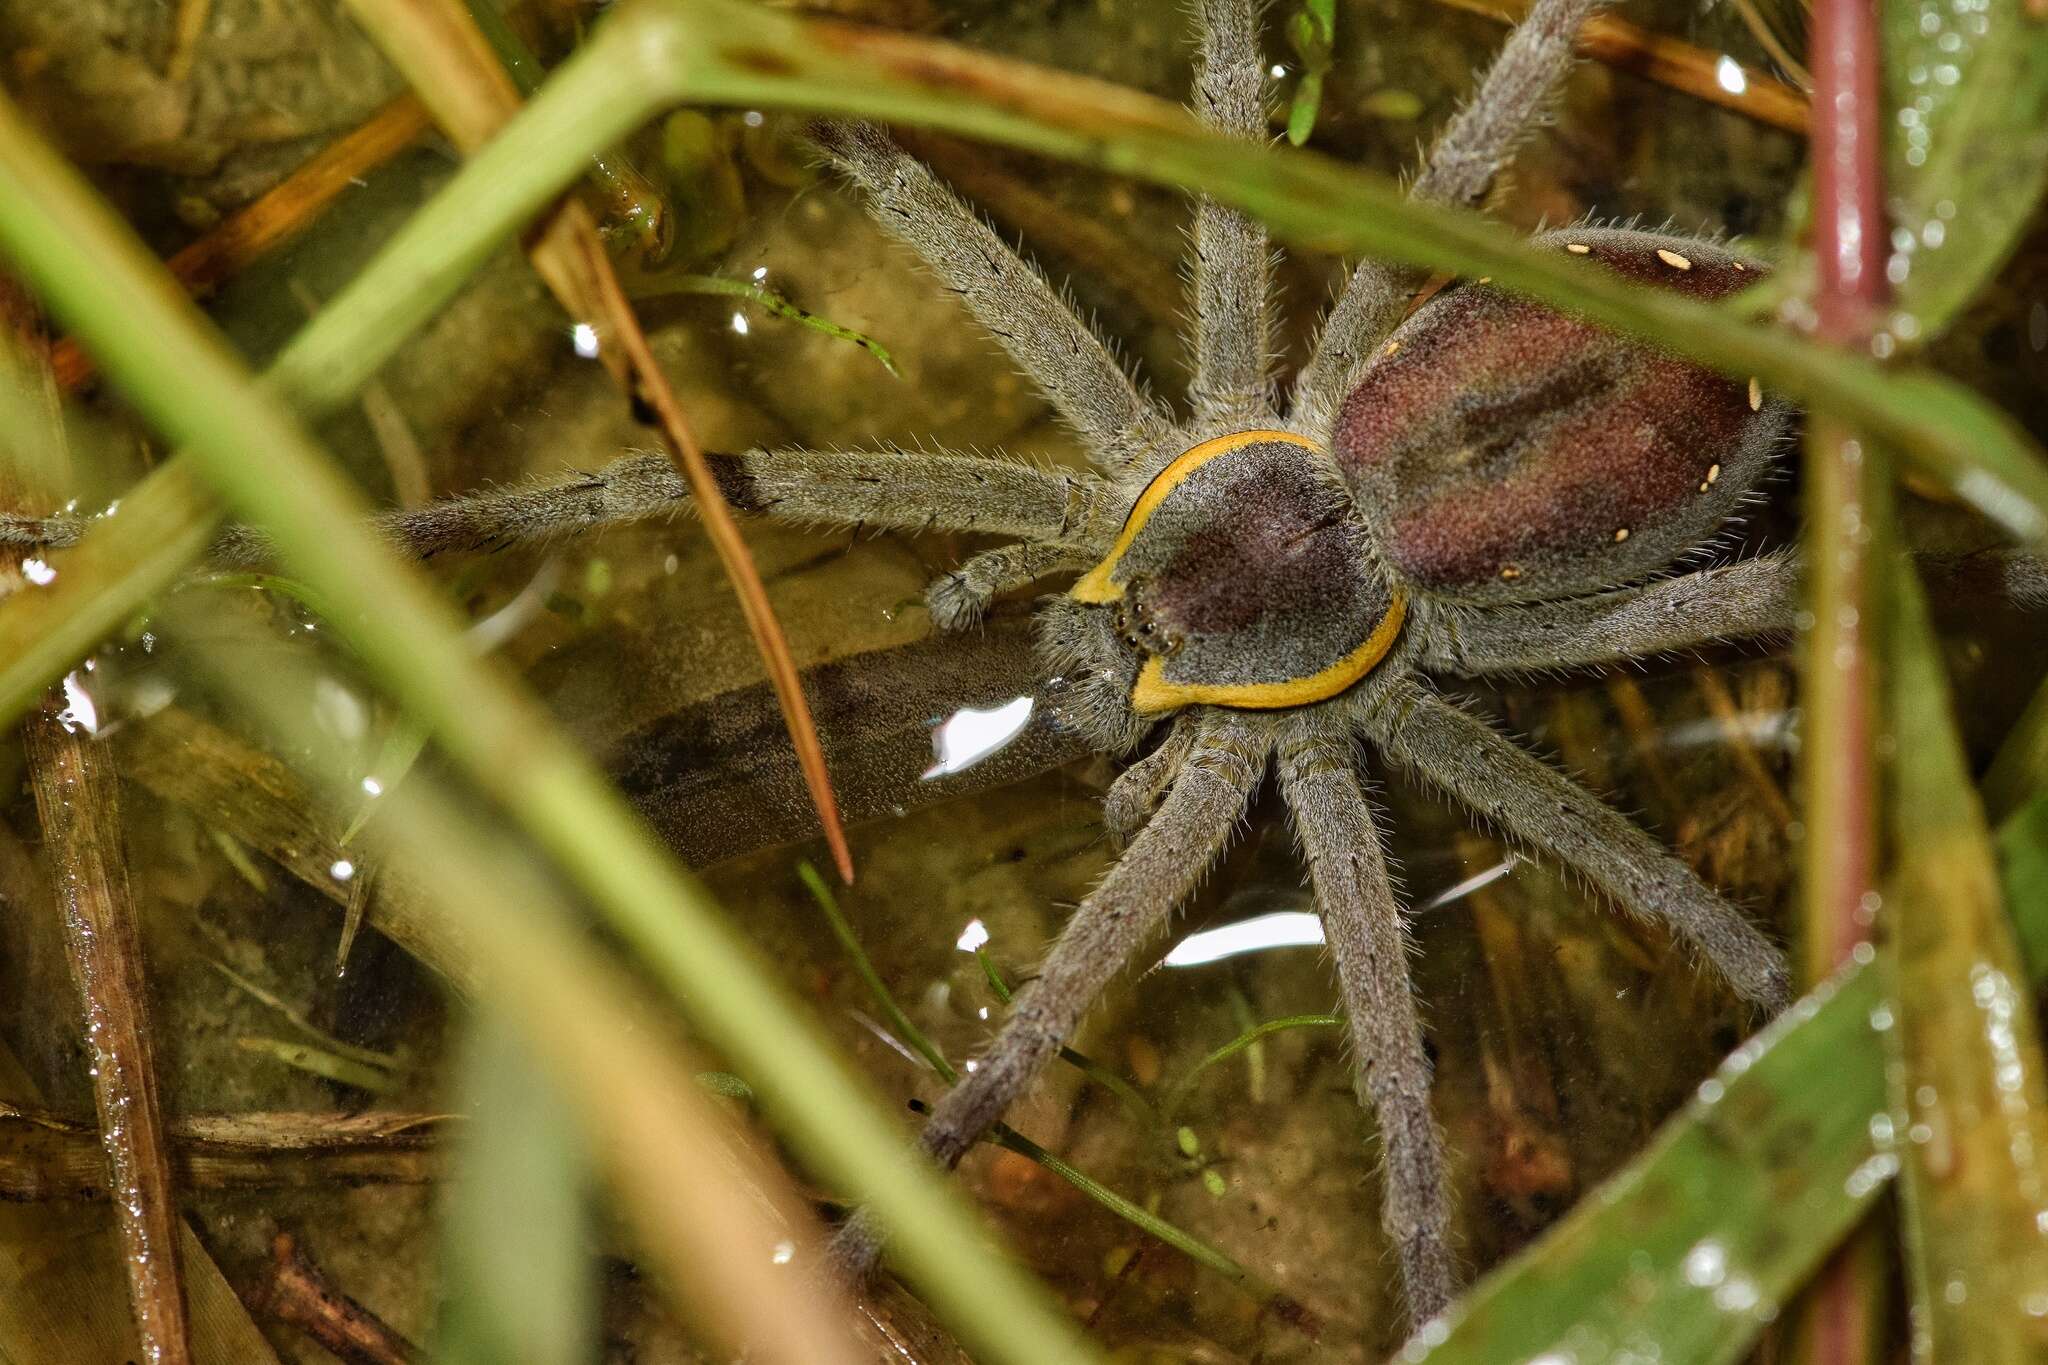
{"left": 1407, "top": 0, "right": 1612, "bottom": 207}
{"left": 208, "top": 446, "right": 1110, "bottom": 567}
{"left": 1277, "top": 712, "right": 1456, "bottom": 1323}
{"left": 828, "top": 708, "right": 1269, "bottom": 1283}
{"left": 813, "top": 119, "right": 1174, "bottom": 472}
{"left": 1293, "top": 0, "right": 1610, "bottom": 428}
{"left": 1355, "top": 676, "right": 1792, "bottom": 1010}
{"left": 1186, "top": 0, "right": 1276, "bottom": 433}
{"left": 926, "top": 540, "right": 1100, "bottom": 631}
{"left": 1101, "top": 716, "right": 1198, "bottom": 842}
{"left": 1412, "top": 549, "right": 1802, "bottom": 677}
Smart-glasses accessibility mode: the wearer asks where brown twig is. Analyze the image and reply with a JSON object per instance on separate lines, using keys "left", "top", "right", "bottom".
{"left": 1434, "top": 0, "right": 1811, "bottom": 134}
{"left": 23, "top": 710, "right": 194, "bottom": 1365}
{"left": 4, "top": 281, "right": 193, "bottom": 1365}
{"left": 51, "top": 96, "right": 434, "bottom": 393}
{"left": 0, "top": 1102, "right": 448, "bottom": 1199}
{"left": 340, "top": 0, "right": 855, "bottom": 882}
{"left": 245, "top": 1231, "right": 420, "bottom": 1365}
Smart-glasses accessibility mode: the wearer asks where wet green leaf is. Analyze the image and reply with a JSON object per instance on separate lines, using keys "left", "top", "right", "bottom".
{"left": 1884, "top": 559, "right": 2048, "bottom": 1360}
{"left": 1882, "top": 0, "right": 2048, "bottom": 334}
{"left": 1409, "top": 792, "right": 2048, "bottom": 1365}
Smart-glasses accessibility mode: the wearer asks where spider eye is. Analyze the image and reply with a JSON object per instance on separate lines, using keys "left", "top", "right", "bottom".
{"left": 1332, "top": 228, "right": 1788, "bottom": 605}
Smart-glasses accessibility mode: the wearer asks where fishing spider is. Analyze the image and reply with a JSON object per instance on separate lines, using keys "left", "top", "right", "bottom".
{"left": 218, "top": 0, "right": 1805, "bottom": 1326}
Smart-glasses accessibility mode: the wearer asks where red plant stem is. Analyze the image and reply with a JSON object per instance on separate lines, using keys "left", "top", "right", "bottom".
{"left": 1801, "top": 0, "right": 1890, "bottom": 979}
{"left": 1811, "top": 0, "right": 1889, "bottom": 341}
{"left": 1797, "top": 0, "right": 1891, "bottom": 1359}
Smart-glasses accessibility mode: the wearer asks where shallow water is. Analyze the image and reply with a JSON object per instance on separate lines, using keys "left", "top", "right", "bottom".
{"left": 3, "top": 0, "right": 2048, "bottom": 1359}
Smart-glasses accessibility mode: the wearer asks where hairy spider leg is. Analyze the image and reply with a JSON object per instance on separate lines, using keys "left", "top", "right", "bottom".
{"left": 1353, "top": 676, "right": 1794, "bottom": 1010}
{"left": 812, "top": 119, "right": 1175, "bottom": 474}
{"left": 826, "top": 708, "right": 1267, "bottom": 1282}
{"left": 1291, "top": 0, "right": 1614, "bottom": 434}
{"left": 204, "top": 447, "right": 1113, "bottom": 568}
{"left": 1414, "top": 549, "right": 1803, "bottom": 676}
{"left": 1278, "top": 712, "right": 1456, "bottom": 1320}
{"left": 1187, "top": 0, "right": 1278, "bottom": 437}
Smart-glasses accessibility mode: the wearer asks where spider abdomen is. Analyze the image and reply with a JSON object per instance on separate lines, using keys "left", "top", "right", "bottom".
{"left": 1333, "top": 227, "right": 1789, "bottom": 605}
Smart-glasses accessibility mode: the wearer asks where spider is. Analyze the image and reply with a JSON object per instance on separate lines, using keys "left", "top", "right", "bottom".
{"left": 220, "top": 0, "right": 1816, "bottom": 1325}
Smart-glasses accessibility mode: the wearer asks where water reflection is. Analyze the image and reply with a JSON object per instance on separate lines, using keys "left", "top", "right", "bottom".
{"left": 1165, "top": 911, "right": 1325, "bottom": 967}
{"left": 922, "top": 695, "right": 1035, "bottom": 779}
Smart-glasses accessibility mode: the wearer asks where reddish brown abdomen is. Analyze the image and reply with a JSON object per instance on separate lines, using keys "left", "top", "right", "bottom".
{"left": 1333, "top": 228, "right": 1787, "bottom": 605}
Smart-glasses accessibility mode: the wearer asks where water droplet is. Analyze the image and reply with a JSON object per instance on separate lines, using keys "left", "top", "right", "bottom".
{"left": 1684, "top": 1239, "right": 1728, "bottom": 1288}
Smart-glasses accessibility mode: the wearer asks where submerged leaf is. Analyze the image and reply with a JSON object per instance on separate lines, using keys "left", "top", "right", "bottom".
{"left": 1882, "top": 0, "right": 2048, "bottom": 334}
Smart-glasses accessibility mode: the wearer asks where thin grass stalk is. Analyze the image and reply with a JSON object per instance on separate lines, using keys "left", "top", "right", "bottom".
{"left": 601, "top": 0, "right": 2043, "bottom": 538}
{"left": 7, "top": 0, "right": 2047, "bottom": 748}
{"left": 0, "top": 90, "right": 1101, "bottom": 1365}
{"left": 341, "top": 0, "right": 853, "bottom": 881}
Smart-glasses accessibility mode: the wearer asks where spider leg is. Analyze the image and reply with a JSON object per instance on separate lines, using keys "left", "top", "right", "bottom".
{"left": 828, "top": 708, "right": 1268, "bottom": 1283}
{"left": 1277, "top": 715, "right": 1455, "bottom": 1324}
{"left": 1102, "top": 717, "right": 1198, "bottom": 842}
{"left": 1412, "top": 550, "right": 1800, "bottom": 677}
{"left": 1291, "top": 0, "right": 1609, "bottom": 431}
{"left": 1355, "top": 674, "right": 1792, "bottom": 1011}
{"left": 1414, "top": 547, "right": 2048, "bottom": 676}
{"left": 814, "top": 119, "right": 1176, "bottom": 474}
{"left": 208, "top": 447, "right": 1113, "bottom": 565}
{"left": 1185, "top": 0, "right": 1276, "bottom": 435}
{"left": 927, "top": 540, "right": 1099, "bottom": 630}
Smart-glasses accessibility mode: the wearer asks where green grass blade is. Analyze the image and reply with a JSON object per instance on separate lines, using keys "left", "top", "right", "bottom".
{"left": 1885, "top": 557, "right": 2048, "bottom": 1357}
{"left": 1409, "top": 785, "right": 2048, "bottom": 1364}
{"left": 0, "top": 89, "right": 1100, "bottom": 1365}
{"left": 615, "top": 0, "right": 2048, "bottom": 543}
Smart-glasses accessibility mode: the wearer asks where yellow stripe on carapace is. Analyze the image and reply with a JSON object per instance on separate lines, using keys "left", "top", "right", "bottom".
{"left": 1130, "top": 592, "right": 1408, "bottom": 714}
{"left": 1070, "top": 429, "right": 1322, "bottom": 604}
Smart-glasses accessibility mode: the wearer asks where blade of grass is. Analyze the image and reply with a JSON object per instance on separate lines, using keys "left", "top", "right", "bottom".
{"left": 602, "top": 0, "right": 2046, "bottom": 541}
{"left": 341, "top": 0, "right": 854, "bottom": 883}
{"left": 1884, "top": 556, "right": 2048, "bottom": 1360}
{"left": 1409, "top": 793, "right": 2048, "bottom": 1365}
{"left": 1160, "top": 1014, "right": 1342, "bottom": 1118}
{"left": 634, "top": 273, "right": 899, "bottom": 375}
{"left": 8, "top": 0, "right": 2046, "bottom": 748}
{"left": 168, "top": 612, "right": 863, "bottom": 1365}
{"left": 0, "top": 90, "right": 1100, "bottom": 1365}
{"left": 437, "top": 1015, "right": 594, "bottom": 1365}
